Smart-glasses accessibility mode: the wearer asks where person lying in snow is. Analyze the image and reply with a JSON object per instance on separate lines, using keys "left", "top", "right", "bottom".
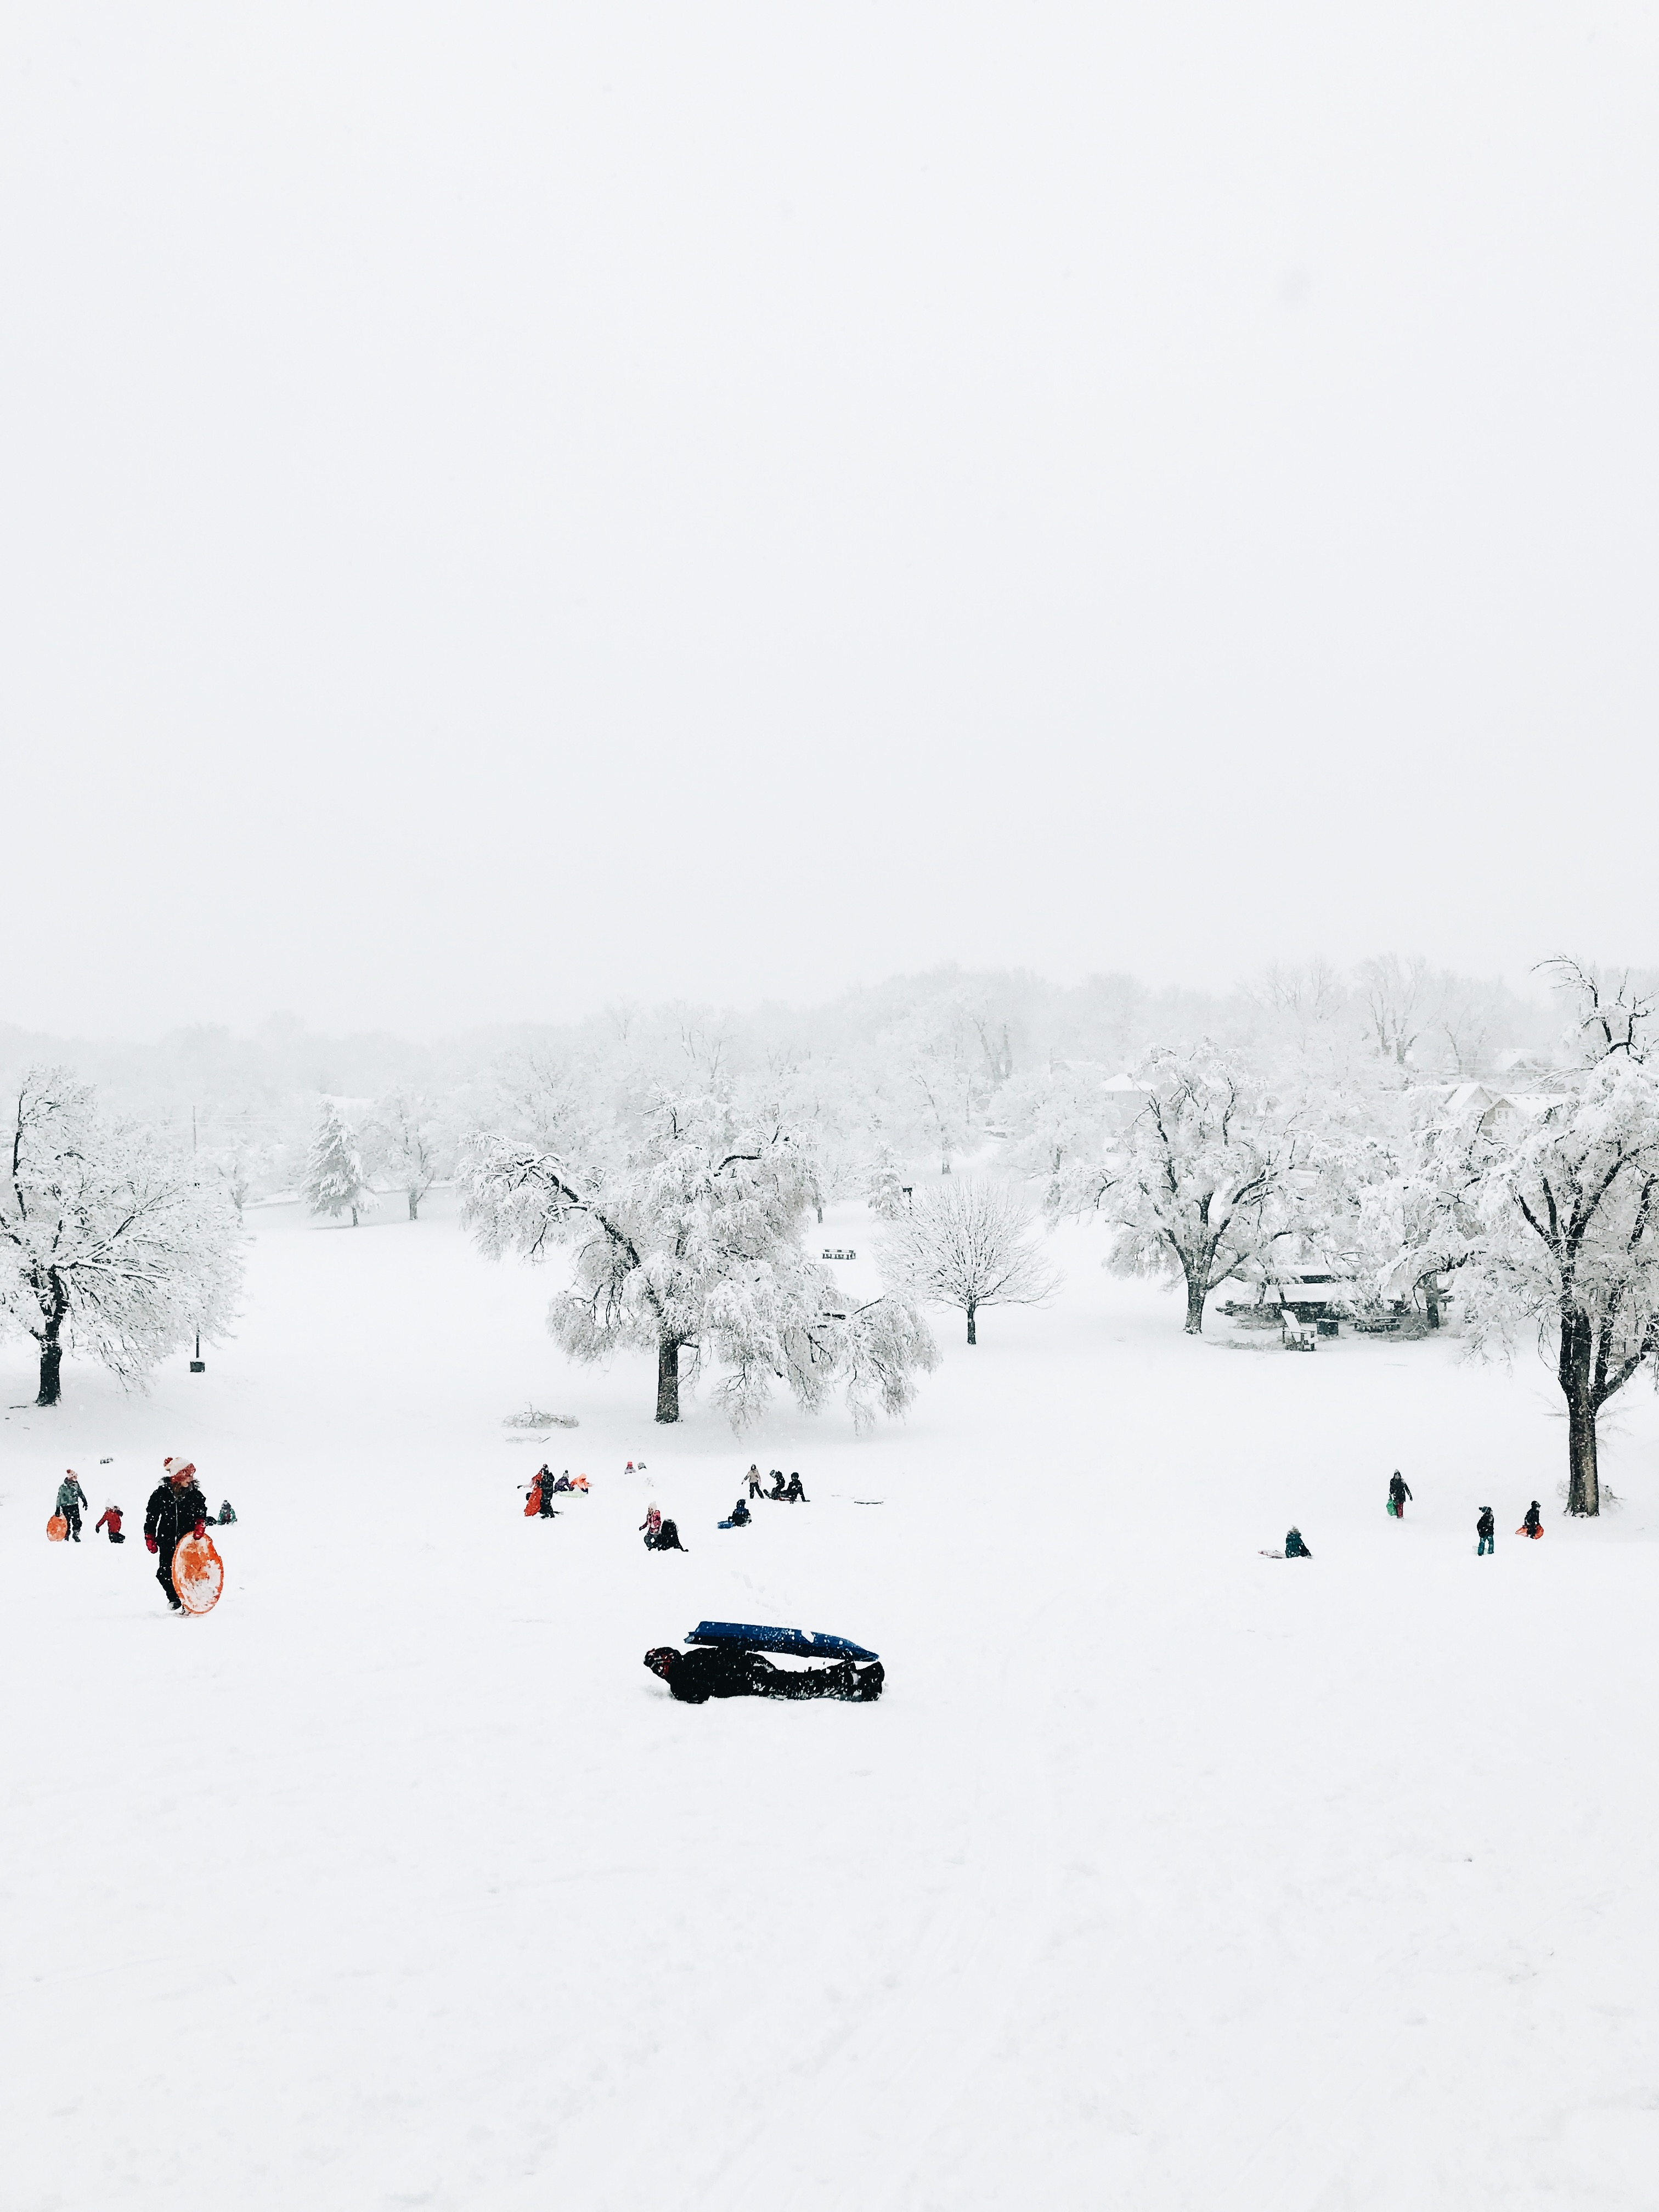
{"left": 644, "top": 1645, "right": 883, "bottom": 1703}
{"left": 94, "top": 1502, "right": 126, "bottom": 1544}
{"left": 1284, "top": 1527, "right": 1312, "bottom": 1559}
{"left": 1476, "top": 1506, "right": 1496, "bottom": 1555}
{"left": 1519, "top": 1500, "right": 1543, "bottom": 1539}
{"left": 1387, "top": 1471, "right": 1412, "bottom": 1519}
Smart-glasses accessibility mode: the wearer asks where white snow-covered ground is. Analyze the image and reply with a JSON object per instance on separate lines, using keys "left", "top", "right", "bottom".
{"left": 5, "top": 1197, "right": 1659, "bottom": 2211}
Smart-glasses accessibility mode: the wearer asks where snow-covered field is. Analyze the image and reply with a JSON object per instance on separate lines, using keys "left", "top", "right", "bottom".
{"left": 5, "top": 1197, "right": 1659, "bottom": 2211}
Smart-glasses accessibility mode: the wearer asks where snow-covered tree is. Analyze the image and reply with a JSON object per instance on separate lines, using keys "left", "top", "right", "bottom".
{"left": 1306, "top": 1086, "right": 1483, "bottom": 1327}
{"left": 368, "top": 1090, "right": 449, "bottom": 1220}
{"left": 0, "top": 1068, "right": 243, "bottom": 1406}
{"left": 1057, "top": 1046, "right": 1303, "bottom": 1334}
{"left": 1357, "top": 953, "right": 1431, "bottom": 1069}
{"left": 461, "top": 1087, "right": 938, "bottom": 1428}
{"left": 1463, "top": 1053, "right": 1659, "bottom": 1517}
{"left": 884, "top": 1176, "right": 1059, "bottom": 1344}
{"left": 301, "top": 1100, "right": 374, "bottom": 1227}
{"left": 865, "top": 1138, "right": 907, "bottom": 1222}
{"left": 1539, "top": 955, "right": 1656, "bottom": 1065}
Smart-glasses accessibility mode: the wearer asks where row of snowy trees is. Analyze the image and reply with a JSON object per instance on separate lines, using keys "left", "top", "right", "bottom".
{"left": 298, "top": 1091, "right": 452, "bottom": 1226}
{"left": 1006, "top": 961, "right": 1659, "bottom": 1517}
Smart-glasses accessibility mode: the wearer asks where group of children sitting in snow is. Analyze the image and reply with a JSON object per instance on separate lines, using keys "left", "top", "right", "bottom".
{"left": 1273, "top": 1480, "right": 1547, "bottom": 1560}
{"left": 721, "top": 1466, "right": 808, "bottom": 1528}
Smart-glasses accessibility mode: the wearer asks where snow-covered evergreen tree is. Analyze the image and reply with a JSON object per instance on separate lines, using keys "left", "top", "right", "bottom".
{"left": 884, "top": 1176, "right": 1059, "bottom": 1344}
{"left": 865, "top": 1138, "right": 907, "bottom": 1221}
{"left": 0, "top": 1067, "right": 244, "bottom": 1406}
{"left": 301, "top": 1100, "right": 374, "bottom": 1227}
{"left": 461, "top": 1086, "right": 938, "bottom": 1427}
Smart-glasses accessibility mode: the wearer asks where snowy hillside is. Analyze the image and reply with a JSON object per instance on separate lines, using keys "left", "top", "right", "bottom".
{"left": 5, "top": 1195, "right": 1658, "bottom": 2210}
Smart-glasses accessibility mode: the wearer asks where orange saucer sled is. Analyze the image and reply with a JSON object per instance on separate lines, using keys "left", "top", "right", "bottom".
{"left": 47, "top": 1514, "right": 67, "bottom": 1542}
{"left": 171, "top": 1532, "right": 225, "bottom": 1614}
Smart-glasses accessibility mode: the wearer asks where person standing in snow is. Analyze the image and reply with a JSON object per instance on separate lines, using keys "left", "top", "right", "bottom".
{"left": 1476, "top": 1506, "right": 1495, "bottom": 1556}
{"left": 1284, "top": 1527, "right": 1312, "bottom": 1559}
{"left": 94, "top": 1501, "right": 126, "bottom": 1544}
{"left": 1519, "top": 1500, "right": 1543, "bottom": 1540}
{"left": 144, "top": 1459, "right": 209, "bottom": 1612}
{"left": 1387, "top": 1471, "right": 1412, "bottom": 1520}
{"left": 55, "top": 1471, "right": 88, "bottom": 1543}
{"left": 745, "top": 1464, "right": 764, "bottom": 1500}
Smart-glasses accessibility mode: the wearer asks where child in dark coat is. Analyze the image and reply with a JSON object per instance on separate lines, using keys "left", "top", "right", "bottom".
{"left": 1476, "top": 1506, "right": 1495, "bottom": 1556}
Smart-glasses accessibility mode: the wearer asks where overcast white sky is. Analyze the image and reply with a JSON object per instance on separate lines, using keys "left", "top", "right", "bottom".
{"left": 2, "top": 4, "right": 1655, "bottom": 1037}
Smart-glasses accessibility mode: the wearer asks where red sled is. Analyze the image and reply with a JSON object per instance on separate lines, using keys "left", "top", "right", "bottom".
{"left": 524, "top": 1486, "right": 543, "bottom": 1516}
{"left": 171, "top": 1532, "right": 224, "bottom": 1615}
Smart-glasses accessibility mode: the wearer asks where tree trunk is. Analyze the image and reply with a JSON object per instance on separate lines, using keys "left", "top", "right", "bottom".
{"left": 408, "top": 1188, "right": 420, "bottom": 1221}
{"left": 350, "top": 1205, "right": 359, "bottom": 1227}
{"left": 1184, "top": 1273, "right": 1207, "bottom": 1334}
{"left": 1566, "top": 1391, "right": 1600, "bottom": 1516}
{"left": 656, "top": 1337, "right": 681, "bottom": 1424}
{"left": 36, "top": 1332, "right": 63, "bottom": 1407}
{"left": 967, "top": 1302, "right": 977, "bottom": 1345}
{"left": 1423, "top": 1275, "right": 1442, "bottom": 1329}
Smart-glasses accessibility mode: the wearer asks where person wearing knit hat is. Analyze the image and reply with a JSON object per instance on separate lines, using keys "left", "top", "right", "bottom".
{"left": 143, "top": 1457, "right": 208, "bottom": 1612}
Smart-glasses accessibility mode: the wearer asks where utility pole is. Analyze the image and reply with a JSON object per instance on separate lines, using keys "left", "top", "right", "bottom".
{"left": 190, "top": 1105, "right": 205, "bottom": 1372}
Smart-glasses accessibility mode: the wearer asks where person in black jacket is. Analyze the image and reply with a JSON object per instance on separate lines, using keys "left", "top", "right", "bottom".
{"left": 1388, "top": 1471, "right": 1412, "bottom": 1520}
{"left": 144, "top": 1459, "right": 210, "bottom": 1612}
{"left": 1476, "top": 1506, "right": 1496, "bottom": 1556}
{"left": 782, "top": 1471, "right": 808, "bottom": 1503}
{"left": 1520, "top": 1500, "right": 1543, "bottom": 1539}
{"left": 644, "top": 1645, "right": 883, "bottom": 1703}
{"left": 1284, "top": 1527, "right": 1312, "bottom": 1559}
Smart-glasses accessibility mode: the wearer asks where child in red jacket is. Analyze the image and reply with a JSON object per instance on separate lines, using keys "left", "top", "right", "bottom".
{"left": 94, "top": 1502, "right": 126, "bottom": 1544}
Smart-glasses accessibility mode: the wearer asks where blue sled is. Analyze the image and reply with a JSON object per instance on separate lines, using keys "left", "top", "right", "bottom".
{"left": 687, "top": 1619, "right": 879, "bottom": 1663}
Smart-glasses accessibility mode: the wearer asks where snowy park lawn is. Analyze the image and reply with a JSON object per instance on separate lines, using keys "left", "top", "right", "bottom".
{"left": 5, "top": 1197, "right": 1659, "bottom": 2211}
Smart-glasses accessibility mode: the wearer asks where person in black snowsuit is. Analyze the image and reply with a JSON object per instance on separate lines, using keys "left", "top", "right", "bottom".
{"left": 646, "top": 1517, "right": 687, "bottom": 1553}
{"left": 144, "top": 1462, "right": 210, "bottom": 1612}
{"left": 767, "top": 1470, "right": 787, "bottom": 1500}
{"left": 782, "top": 1471, "right": 808, "bottom": 1503}
{"left": 644, "top": 1645, "right": 883, "bottom": 1703}
{"left": 1520, "top": 1500, "right": 1543, "bottom": 1539}
{"left": 1284, "top": 1527, "right": 1312, "bottom": 1559}
{"left": 1476, "top": 1506, "right": 1496, "bottom": 1556}
{"left": 1388, "top": 1471, "right": 1412, "bottom": 1520}
{"left": 728, "top": 1498, "right": 752, "bottom": 1527}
